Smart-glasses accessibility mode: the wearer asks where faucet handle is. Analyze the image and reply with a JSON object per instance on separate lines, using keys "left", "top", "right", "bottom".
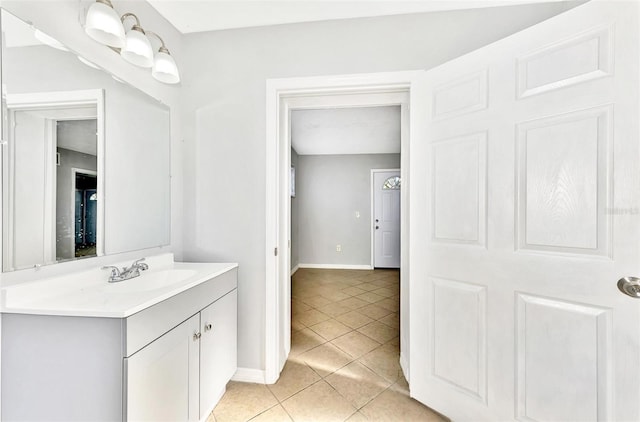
{"left": 102, "top": 265, "right": 122, "bottom": 282}
{"left": 101, "top": 265, "right": 121, "bottom": 276}
{"left": 133, "top": 258, "right": 149, "bottom": 271}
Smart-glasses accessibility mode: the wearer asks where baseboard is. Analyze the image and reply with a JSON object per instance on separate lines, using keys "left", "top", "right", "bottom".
{"left": 400, "top": 352, "right": 410, "bottom": 382}
{"left": 298, "top": 263, "right": 372, "bottom": 270}
{"left": 231, "top": 367, "right": 266, "bottom": 384}
{"left": 291, "top": 264, "right": 300, "bottom": 275}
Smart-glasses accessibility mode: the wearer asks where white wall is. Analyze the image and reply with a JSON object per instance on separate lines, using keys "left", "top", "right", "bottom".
{"left": 10, "top": 111, "right": 48, "bottom": 269}
{"left": 291, "top": 106, "right": 400, "bottom": 155}
{"left": 180, "top": 2, "right": 582, "bottom": 371}
{"left": 297, "top": 154, "right": 400, "bottom": 268}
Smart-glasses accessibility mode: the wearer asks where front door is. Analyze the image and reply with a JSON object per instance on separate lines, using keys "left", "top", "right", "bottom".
{"left": 410, "top": 1, "right": 640, "bottom": 420}
{"left": 373, "top": 170, "right": 400, "bottom": 268}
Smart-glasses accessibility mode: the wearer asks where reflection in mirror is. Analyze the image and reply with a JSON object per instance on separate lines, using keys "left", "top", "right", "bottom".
{"left": 58, "top": 119, "right": 98, "bottom": 259}
{"left": 4, "top": 91, "right": 104, "bottom": 271}
{"left": 1, "top": 9, "right": 171, "bottom": 272}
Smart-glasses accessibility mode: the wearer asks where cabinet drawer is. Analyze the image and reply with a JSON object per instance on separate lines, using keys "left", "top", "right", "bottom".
{"left": 125, "top": 268, "right": 237, "bottom": 356}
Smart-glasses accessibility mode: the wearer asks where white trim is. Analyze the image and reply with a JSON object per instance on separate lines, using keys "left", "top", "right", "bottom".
{"left": 265, "top": 70, "right": 425, "bottom": 385}
{"left": 43, "top": 120, "right": 57, "bottom": 265}
{"left": 370, "top": 168, "right": 401, "bottom": 269}
{"left": 231, "top": 367, "right": 266, "bottom": 384}
{"left": 290, "top": 264, "right": 300, "bottom": 275}
{"left": 298, "top": 263, "right": 372, "bottom": 270}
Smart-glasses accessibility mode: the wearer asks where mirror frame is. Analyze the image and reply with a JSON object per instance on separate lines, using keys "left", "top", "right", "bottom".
{"left": 2, "top": 89, "right": 105, "bottom": 270}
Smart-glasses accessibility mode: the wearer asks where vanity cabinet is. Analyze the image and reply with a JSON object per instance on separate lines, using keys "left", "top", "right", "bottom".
{"left": 126, "top": 290, "right": 238, "bottom": 421}
{"left": 1, "top": 265, "right": 238, "bottom": 422}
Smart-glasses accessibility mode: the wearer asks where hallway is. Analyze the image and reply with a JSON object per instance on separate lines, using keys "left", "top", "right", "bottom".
{"left": 211, "top": 268, "right": 446, "bottom": 421}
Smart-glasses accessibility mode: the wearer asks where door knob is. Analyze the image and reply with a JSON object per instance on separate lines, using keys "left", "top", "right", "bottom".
{"left": 375, "top": 226, "right": 379, "bottom": 230}
{"left": 375, "top": 219, "right": 379, "bottom": 223}
{"left": 204, "top": 323, "right": 213, "bottom": 332}
{"left": 193, "top": 332, "right": 202, "bottom": 341}
{"left": 617, "top": 277, "right": 640, "bottom": 298}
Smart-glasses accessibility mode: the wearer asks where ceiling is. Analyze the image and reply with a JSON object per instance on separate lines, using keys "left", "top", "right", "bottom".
{"left": 57, "top": 119, "right": 98, "bottom": 157}
{"left": 20, "top": 107, "right": 98, "bottom": 157}
{"left": 146, "top": 0, "right": 569, "bottom": 34}
{"left": 291, "top": 106, "right": 400, "bottom": 156}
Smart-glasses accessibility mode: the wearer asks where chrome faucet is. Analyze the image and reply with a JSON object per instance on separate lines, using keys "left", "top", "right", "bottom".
{"left": 102, "top": 258, "right": 149, "bottom": 283}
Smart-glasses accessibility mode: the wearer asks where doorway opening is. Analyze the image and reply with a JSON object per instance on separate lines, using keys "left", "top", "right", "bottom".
{"left": 72, "top": 169, "right": 98, "bottom": 257}
{"left": 265, "top": 71, "right": 425, "bottom": 384}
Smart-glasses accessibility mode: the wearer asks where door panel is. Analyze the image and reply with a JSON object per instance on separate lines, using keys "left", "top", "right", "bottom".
{"left": 515, "top": 294, "right": 611, "bottom": 421}
{"left": 374, "top": 170, "right": 400, "bottom": 268}
{"left": 410, "top": 1, "right": 640, "bottom": 420}
{"left": 432, "top": 132, "right": 486, "bottom": 245}
{"left": 432, "top": 278, "right": 487, "bottom": 403}
{"left": 125, "top": 314, "right": 200, "bottom": 422}
{"left": 199, "top": 289, "right": 238, "bottom": 420}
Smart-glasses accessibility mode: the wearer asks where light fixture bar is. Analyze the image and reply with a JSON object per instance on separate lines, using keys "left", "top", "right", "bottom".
{"left": 83, "top": 3, "right": 180, "bottom": 84}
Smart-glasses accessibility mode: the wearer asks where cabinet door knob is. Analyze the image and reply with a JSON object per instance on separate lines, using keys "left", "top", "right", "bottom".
{"left": 204, "top": 323, "right": 213, "bottom": 332}
{"left": 193, "top": 332, "right": 202, "bottom": 341}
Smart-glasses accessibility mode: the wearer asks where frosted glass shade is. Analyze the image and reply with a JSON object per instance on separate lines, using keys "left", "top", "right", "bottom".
{"left": 84, "top": 1, "right": 125, "bottom": 48}
{"left": 152, "top": 51, "right": 180, "bottom": 84}
{"left": 120, "top": 28, "right": 153, "bottom": 68}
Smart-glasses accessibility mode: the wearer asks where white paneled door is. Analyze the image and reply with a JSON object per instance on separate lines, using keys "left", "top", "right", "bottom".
{"left": 373, "top": 170, "right": 401, "bottom": 268}
{"left": 410, "top": 1, "right": 640, "bottom": 421}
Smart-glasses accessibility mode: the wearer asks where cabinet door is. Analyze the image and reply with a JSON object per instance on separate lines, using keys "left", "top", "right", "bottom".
{"left": 125, "top": 314, "right": 200, "bottom": 422}
{"left": 199, "top": 289, "right": 238, "bottom": 419}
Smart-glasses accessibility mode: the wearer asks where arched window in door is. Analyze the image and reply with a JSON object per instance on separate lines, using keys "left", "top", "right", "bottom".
{"left": 382, "top": 176, "right": 401, "bottom": 190}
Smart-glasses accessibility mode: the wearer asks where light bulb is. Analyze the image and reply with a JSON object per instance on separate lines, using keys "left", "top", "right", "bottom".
{"left": 84, "top": 0, "right": 125, "bottom": 48}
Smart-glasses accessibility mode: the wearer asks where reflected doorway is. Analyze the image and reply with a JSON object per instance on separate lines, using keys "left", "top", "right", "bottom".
{"left": 73, "top": 171, "right": 97, "bottom": 258}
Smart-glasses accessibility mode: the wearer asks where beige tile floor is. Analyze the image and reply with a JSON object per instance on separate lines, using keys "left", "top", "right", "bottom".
{"left": 209, "top": 268, "right": 448, "bottom": 422}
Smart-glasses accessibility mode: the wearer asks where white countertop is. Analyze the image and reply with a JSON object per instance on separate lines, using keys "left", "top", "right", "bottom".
{"left": 0, "top": 255, "right": 238, "bottom": 318}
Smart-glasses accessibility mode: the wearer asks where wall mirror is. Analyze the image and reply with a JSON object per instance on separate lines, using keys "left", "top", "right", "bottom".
{"left": 1, "top": 9, "right": 171, "bottom": 272}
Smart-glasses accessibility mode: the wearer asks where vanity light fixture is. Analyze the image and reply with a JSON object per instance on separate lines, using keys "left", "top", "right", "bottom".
{"left": 84, "top": 0, "right": 125, "bottom": 48}
{"left": 119, "top": 13, "right": 153, "bottom": 68}
{"left": 82, "top": 2, "right": 180, "bottom": 84}
{"left": 147, "top": 31, "right": 181, "bottom": 84}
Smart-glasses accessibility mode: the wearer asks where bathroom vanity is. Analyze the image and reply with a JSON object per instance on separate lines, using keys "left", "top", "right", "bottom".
{"left": 0, "top": 255, "right": 238, "bottom": 422}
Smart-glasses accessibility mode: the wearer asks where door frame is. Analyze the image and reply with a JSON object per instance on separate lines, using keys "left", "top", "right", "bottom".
{"left": 265, "top": 70, "right": 428, "bottom": 384}
{"left": 370, "top": 168, "right": 401, "bottom": 269}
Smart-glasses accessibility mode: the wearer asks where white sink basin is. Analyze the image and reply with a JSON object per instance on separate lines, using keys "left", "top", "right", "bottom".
{"left": 100, "top": 269, "right": 198, "bottom": 293}
{"left": 1, "top": 254, "right": 238, "bottom": 318}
